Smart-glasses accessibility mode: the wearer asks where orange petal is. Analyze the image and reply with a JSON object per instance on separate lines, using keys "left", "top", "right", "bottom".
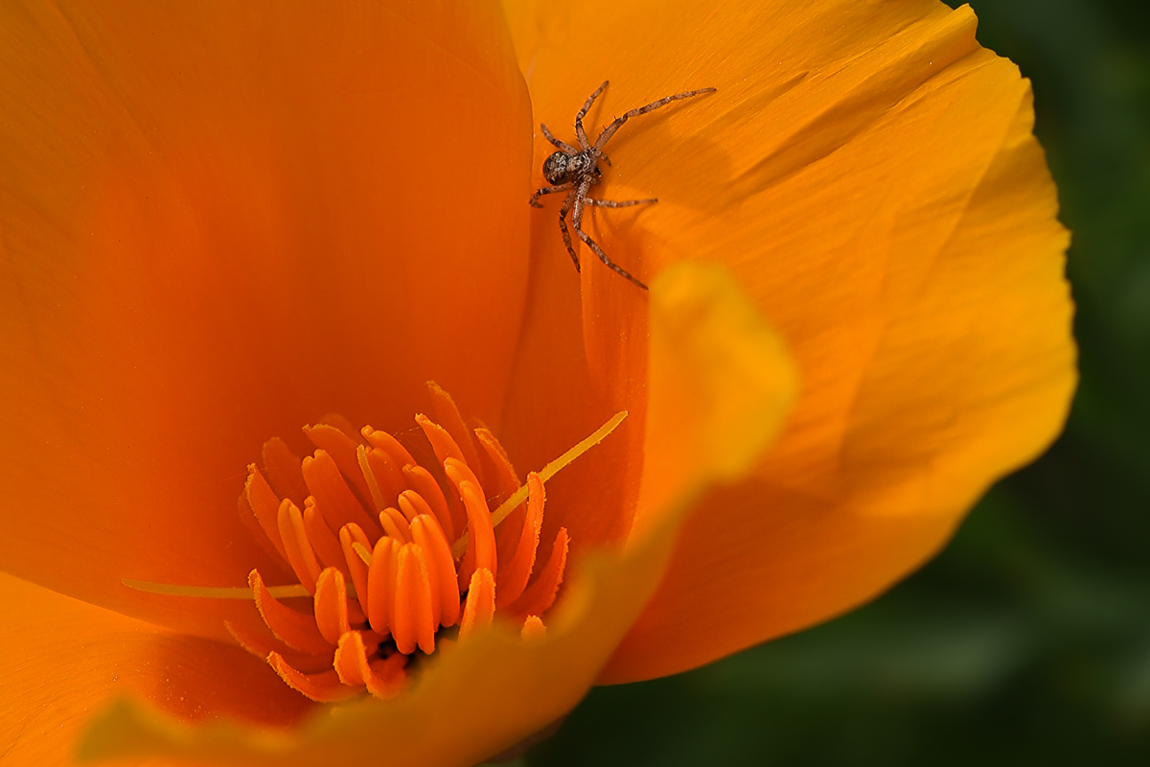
{"left": 0, "top": 572, "right": 312, "bottom": 766}
{"left": 505, "top": 0, "right": 1074, "bottom": 684}
{"left": 0, "top": 0, "right": 530, "bottom": 638}
{"left": 497, "top": 206, "right": 647, "bottom": 559}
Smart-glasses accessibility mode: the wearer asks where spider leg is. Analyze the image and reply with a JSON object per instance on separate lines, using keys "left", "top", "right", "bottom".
{"left": 592, "top": 87, "right": 716, "bottom": 153}
{"left": 584, "top": 197, "right": 657, "bottom": 208}
{"left": 572, "top": 181, "right": 648, "bottom": 290}
{"left": 574, "top": 80, "right": 609, "bottom": 151}
{"left": 529, "top": 182, "right": 573, "bottom": 208}
{"left": 558, "top": 187, "right": 581, "bottom": 272}
{"left": 540, "top": 123, "right": 577, "bottom": 153}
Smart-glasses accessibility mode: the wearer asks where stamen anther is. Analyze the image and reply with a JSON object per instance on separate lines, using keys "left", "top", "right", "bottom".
{"left": 392, "top": 544, "right": 436, "bottom": 655}
{"left": 367, "top": 536, "right": 398, "bottom": 634}
{"left": 459, "top": 567, "right": 496, "bottom": 640}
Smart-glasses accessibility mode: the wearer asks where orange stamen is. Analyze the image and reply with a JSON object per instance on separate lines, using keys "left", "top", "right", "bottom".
{"left": 262, "top": 436, "right": 307, "bottom": 505}
{"left": 332, "top": 629, "right": 378, "bottom": 687}
{"left": 334, "top": 632, "right": 407, "bottom": 699}
{"left": 244, "top": 465, "right": 289, "bottom": 561}
{"left": 459, "top": 567, "right": 496, "bottom": 640}
{"left": 443, "top": 457, "right": 481, "bottom": 544}
{"left": 313, "top": 567, "right": 352, "bottom": 645}
{"left": 363, "top": 445, "right": 407, "bottom": 510}
{"left": 379, "top": 507, "right": 412, "bottom": 542}
{"left": 304, "top": 423, "right": 374, "bottom": 505}
{"left": 400, "top": 464, "right": 453, "bottom": 542}
{"left": 496, "top": 472, "right": 545, "bottom": 608}
{"left": 339, "top": 523, "right": 372, "bottom": 604}
{"left": 249, "top": 569, "right": 331, "bottom": 655}
{"left": 410, "top": 514, "right": 460, "bottom": 628}
{"left": 520, "top": 615, "right": 547, "bottom": 643}
{"left": 476, "top": 428, "right": 526, "bottom": 558}
{"left": 510, "top": 528, "right": 569, "bottom": 619}
{"left": 392, "top": 543, "right": 436, "bottom": 655}
{"left": 458, "top": 530, "right": 477, "bottom": 592}
{"left": 416, "top": 413, "right": 467, "bottom": 467}
{"left": 268, "top": 653, "right": 360, "bottom": 703}
{"left": 362, "top": 426, "right": 416, "bottom": 468}
{"left": 396, "top": 490, "right": 428, "bottom": 523}
{"left": 366, "top": 653, "right": 409, "bottom": 699}
{"left": 356, "top": 444, "right": 385, "bottom": 512}
{"left": 475, "top": 428, "right": 521, "bottom": 496}
{"left": 401, "top": 465, "right": 454, "bottom": 539}
{"left": 443, "top": 456, "right": 483, "bottom": 493}
{"left": 225, "top": 620, "right": 333, "bottom": 673}
{"left": 302, "top": 499, "right": 348, "bottom": 576}
{"left": 426, "top": 381, "right": 485, "bottom": 486}
{"left": 366, "top": 536, "right": 398, "bottom": 635}
{"left": 457, "top": 479, "right": 497, "bottom": 577}
{"left": 302, "top": 449, "right": 382, "bottom": 537}
{"left": 141, "top": 388, "right": 627, "bottom": 704}
{"left": 277, "top": 498, "right": 322, "bottom": 593}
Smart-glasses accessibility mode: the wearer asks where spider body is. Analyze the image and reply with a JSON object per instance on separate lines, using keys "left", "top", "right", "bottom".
{"left": 529, "top": 80, "right": 716, "bottom": 290}
{"left": 542, "top": 150, "right": 600, "bottom": 185}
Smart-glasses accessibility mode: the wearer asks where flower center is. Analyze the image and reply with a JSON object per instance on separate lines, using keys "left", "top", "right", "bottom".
{"left": 222, "top": 382, "right": 622, "bottom": 702}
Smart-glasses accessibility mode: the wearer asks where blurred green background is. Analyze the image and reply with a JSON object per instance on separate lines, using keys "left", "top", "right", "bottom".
{"left": 526, "top": 0, "right": 1150, "bottom": 764}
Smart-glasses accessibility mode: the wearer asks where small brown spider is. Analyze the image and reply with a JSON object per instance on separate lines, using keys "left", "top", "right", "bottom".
{"left": 529, "top": 80, "right": 716, "bottom": 290}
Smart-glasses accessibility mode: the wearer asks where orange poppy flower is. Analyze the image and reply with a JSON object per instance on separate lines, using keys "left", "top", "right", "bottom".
{"left": 0, "top": 0, "right": 1074, "bottom": 765}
